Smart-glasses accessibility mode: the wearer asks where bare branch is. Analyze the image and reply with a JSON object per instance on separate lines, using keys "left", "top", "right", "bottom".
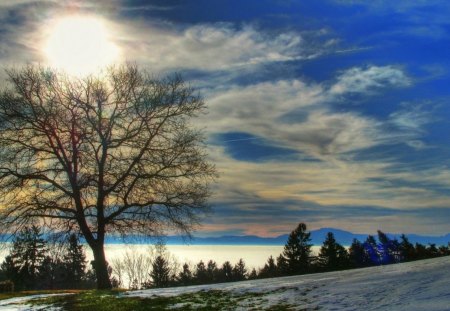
{"left": 0, "top": 64, "right": 216, "bottom": 247}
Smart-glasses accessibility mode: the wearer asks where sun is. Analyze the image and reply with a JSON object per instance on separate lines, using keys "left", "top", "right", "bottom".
{"left": 44, "top": 15, "right": 120, "bottom": 76}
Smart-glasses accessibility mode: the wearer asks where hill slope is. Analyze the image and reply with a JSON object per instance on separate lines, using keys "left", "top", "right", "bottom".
{"left": 0, "top": 256, "right": 448, "bottom": 310}
{"left": 127, "top": 256, "right": 450, "bottom": 310}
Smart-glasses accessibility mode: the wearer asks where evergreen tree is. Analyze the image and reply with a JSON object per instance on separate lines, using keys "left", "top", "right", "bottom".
{"left": 219, "top": 261, "right": 233, "bottom": 282}
{"left": 1, "top": 226, "right": 48, "bottom": 290}
{"left": 363, "top": 235, "right": 379, "bottom": 265}
{"left": 349, "top": 238, "right": 369, "bottom": 268}
{"left": 377, "top": 230, "right": 400, "bottom": 264}
{"left": 248, "top": 268, "right": 258, "bottom": 280}
{"left": 336, "top": 244, "right": 350, "bottom": 268}
{"left": 438, "top": 244, "right": 450, "bottom": 256}
{"left": 0, "top": 255, "right": 19, "bottom": 288}
{"left": 194, "top": 260, "right": 208, "bottom": 284}
{"left": 39, "top": 255, "right": 65, "bottom": 290}
{"left": 415, "top": 243, "right": 428, "bottom": 260}
{"left": 206, "top": 260, "right": 219, "bottom": 283}
{"left": 282, "top": 223, "right": 312, "bottom": 275}
{"left": 232, "top": 258, "right": 247, "bottom": 281}
{"left": 399, "top": 234, "right": 416, "bottom": 261}
{"left": 426, "top": 244, "right": 440, "bottom": 258}
{"left": 259, "top": 256, "right": 277, "bottom": 278}
{"left": 276, "top": 254, "right": 289, "bottom": 276}
{"left": 177, "top": 263, "right": 193, "bottom": 286}
{"left": 150, "top": 256, "right": 170, "bottom": 288}
{"left": 318, "top": 232, "right": 349, "bottom": 271}
{"left": 62, "top": 234, "right": 87, "bottom": 288}
{"left": 348, "top": 238, "right": 362, "bottom": 267}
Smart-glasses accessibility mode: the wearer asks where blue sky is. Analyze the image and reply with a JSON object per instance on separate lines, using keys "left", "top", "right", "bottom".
{"left": 1, "top": 0, "right": 450, "bottom": 236}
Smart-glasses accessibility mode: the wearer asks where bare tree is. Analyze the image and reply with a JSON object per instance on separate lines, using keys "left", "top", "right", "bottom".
{"left": 122, "top": 249, "right": 153, "bottom": 289}
{"left": 0, "top": 65, "right": 216, "bottom": 289}
{"left": 111, "top": 257, "right": 125, "bottom": 288}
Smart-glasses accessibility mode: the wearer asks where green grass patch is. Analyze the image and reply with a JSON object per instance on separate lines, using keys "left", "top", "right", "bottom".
{"left": 24, "top": 288, "right": 310, "bottom": 310}
{"left": 29, "top": 289, "right": 257, "bottom": 311}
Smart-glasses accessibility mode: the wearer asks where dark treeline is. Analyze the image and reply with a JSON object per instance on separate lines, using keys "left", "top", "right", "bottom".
{"left": 139, "top": 223, "right": 450, "bottom": 289}
{"left": 253, "top": 223, "right": 450, "bottom": 280}
{"left": 0, "top": 226, "right": 105, "bottom": 291}
{"left": 1, "top": 223, "right": 449, "bottom": 291}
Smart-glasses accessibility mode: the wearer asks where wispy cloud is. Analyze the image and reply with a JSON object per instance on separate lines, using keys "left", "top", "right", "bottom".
{"left": 116, "top": 23, "right": 327, "bottom": 72}
{"left": 389, "top": 104, "right": 432, "bottom": 132}
{"left": 1, "top": 0, "right": 449, "bottom": 236}
{"left": 203, "top": 66, "right": 414, "bottom": 158}
{"left": 330, "top": 65, "right": 411, "bottom": 95}
{"left": 199, "top": 64, "right": 450, "bottom": 236}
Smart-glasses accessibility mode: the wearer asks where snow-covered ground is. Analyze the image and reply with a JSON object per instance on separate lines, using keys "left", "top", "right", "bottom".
{"left": 0, "top": 256, "right": 448, "bottom": 310}
{"left": 0, "top": 294, "right": 67, "bottom": 311}
{"left": 126, "top": 256, "right": 450, "bottom": 310}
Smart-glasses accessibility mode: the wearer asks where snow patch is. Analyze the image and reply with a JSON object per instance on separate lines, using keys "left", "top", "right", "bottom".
{"left": 126, "top": 256, "right": 450, "bottom": 310}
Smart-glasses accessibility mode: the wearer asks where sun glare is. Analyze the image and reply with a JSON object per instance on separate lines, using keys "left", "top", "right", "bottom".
{"left": 44, "top": 16, "right": 120, "bottom": 76}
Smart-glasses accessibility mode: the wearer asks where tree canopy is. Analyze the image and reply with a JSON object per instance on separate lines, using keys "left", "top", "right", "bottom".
{"left": 0, "top": 65, "right": 216, "bottom": 288}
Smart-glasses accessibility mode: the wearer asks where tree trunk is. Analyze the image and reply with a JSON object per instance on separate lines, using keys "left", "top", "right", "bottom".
{"left": 91, "top": 242, "right": 112, "bottom": 289}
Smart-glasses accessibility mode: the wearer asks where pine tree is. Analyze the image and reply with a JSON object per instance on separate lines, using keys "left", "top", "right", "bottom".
{"left": 349, "top": 238, "right": 368, "bottom": 268}
{"left": 62, "top": 234, "right": 87, "bottom": 288}
{"left": 206, "top": 260, "right": 219, "bottom": 283}
{"left": 282, "top": 223, "right": 312, "bottom": 275}
{"left": 248, "top": 268, "right": 258, "bottom": 280}
{"left": 178, "top": 263, "right": 193, "bottom": 286}
{"left": 276, "top": 254, "right": 289, "bottom": 276}
{"left": 363, "top": 235, "right": 379, "bottom": 265}
{"left": 39, "top": 255, "right": 64, "bottom": 290}
{"left": 259, "top": 256, "right": 277, "bottom": 278}
{"left": 415, "top": 243, "right": 428, "bottom": 260}
{"left": 232, "top": 258, "right": 247, "bottom": 281}
{"left": 336, "top": 244, "right": 350, "bottom": 269}
{"left": 426, "top": 244, "right": 439, "bottom": 258}
{"left": 150, "top": 256, "right": 170, "bottom": 288}
{"left": 1, "top": 226, "right": 48, "bottom": 290}
{"left": 438, "top": 243, "right": 450, "bottom": 256}
{"left": 318, "top": 232, "right": 349, "bottom": 271}
{"left": 219, "top": 261, "right": 233, "bottom": 282}
{"left": 399, "top": 234, "right": 415, "bottom": 261}
{"left": 194, "top": 260, "right": 207, "bottom": 284}
{"left": 377, "top": 230, "right": 400, "bottom": 264}
{"left": 0, "top": 255, "right": 19, "bottom": 288}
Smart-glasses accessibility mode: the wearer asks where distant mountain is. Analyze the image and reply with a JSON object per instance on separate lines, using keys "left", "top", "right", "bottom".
{"left": 101, "top": 228, "right": 450, "bottom": 246}
{"left": 2, "top": 228, "right": 448, "bottom": 246}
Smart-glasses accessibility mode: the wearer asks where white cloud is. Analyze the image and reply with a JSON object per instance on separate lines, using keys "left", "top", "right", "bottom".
{"left": 200, "top": 66, "right": 450, "bottom": 227}
{"left": 203, "top": 66, "right": 417, "bottom": 158}
{"left": 389, "top": 104, "right": 431, "bottom": 132}
{"left": 117, "top": 23, "right": 323, "bottom": 72}
{"left": 203, "top": 79, "right": 381, "bottom": 156}
{"left": 330, "top": 65, "right": 411, "bottom": 95}
{"left": 386, "top": 103, "right": 433, "bottom": 149}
